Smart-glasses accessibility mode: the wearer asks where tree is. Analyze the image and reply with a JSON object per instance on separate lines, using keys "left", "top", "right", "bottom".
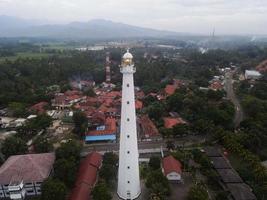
{"left": 33, "top": 136, "right": 53, "bottom": 153}
{"left": 56, "top": 140, "right": 81, "bottom": 162}
{"left": 149, "top": 156, "right": 161, "bottom": 170}
{"left": 83, "top": 88, "right": 96, "bottom": 97}
{"left": 187, "top": 184, "right": 209, "bottom": 200}
{"left": 54, "top": 158, "right": 77, "bottom": 187}
{"left": 92, "top": 181, "right": 112, "bottom": 200}
{"left": 102, "top": 152, "right": 118, "bottom": 166}
{"left": 72, "top": 111, "right": 88, "bottom": 137}
{"left": 99, "top": 152, "right": 118, "bottom": 184}
{"left": 147, "top": 102, "right": 165, "bottom": 121}
{"left": 41, "top": 178, "right": 67, "bottom": 200}
{"left": 172, "top": 124, "right": 190, "bottom": 137}
{"left": 146, "top": 170, "right": 170, "bottom": 198}
{"left": 1, "top": 136, "right": 27, "bottom": 158}
{"left": 8, "top": 102, "right": 27, "bottom": 117}
{"left": 26, "top": 114, "right": 53, "bottom": 131}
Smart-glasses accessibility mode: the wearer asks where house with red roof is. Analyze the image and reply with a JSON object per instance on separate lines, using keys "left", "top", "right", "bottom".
{"left": 163, "top": 117, "right": 186, "bottom": 129}
{"left": 162, "top": 155, "right": 182, "bottom": 181}
{"left": 29, "top": 102, "right": 48, "bottom": 114}
{"left": 52, "top": 91, "right": 85, "bottom": 110}
{"left": 165, "top": 85, "right": 177, "bottom": 96}
{"left": 86, "top": 117, "right": 117, "bottom": 143}
{"left": 138, "top": 115, "right": 160, "bottom": 140}
{"left": 69, "top": 152, "right": 102, "bottom": 200}
{"left": 209, "top": 81, "right": 223, "bottom": 91}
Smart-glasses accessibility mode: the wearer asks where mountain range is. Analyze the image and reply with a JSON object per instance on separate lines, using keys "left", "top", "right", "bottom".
{"left": 0, "top": 16, "right": 180, "bottom": 39}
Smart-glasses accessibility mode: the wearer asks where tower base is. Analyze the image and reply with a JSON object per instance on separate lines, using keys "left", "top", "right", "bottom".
{"left": 117, "top": 191, "right": 141, "bottom": 200}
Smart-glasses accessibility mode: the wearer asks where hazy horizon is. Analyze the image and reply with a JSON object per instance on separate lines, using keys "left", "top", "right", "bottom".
{"left": 1, "top": 0, "right": 267, "bottom": 35}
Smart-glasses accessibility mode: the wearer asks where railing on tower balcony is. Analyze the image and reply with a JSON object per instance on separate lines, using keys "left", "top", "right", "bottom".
{"left": 120, "top": 65, "right": 136, "bottom": 74}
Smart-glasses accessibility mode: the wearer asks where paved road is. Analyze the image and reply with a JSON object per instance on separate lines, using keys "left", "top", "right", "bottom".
{"left": 82, "top": 135, "right": 206, "bottom": 156}
{"left": 224, "top": 71, "right": 244, "bottom": 128}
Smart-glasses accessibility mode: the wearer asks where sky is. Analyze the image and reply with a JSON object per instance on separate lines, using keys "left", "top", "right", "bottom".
{"left": 0, "top": 0, "right": 267, "bottom": 35}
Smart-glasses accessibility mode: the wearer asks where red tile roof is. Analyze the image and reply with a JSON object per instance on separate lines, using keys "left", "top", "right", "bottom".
{"left": 139, "top": 115, "right": 159, "bottom": 138}
{"left": 165, "top": 85, "right": 177, "bottom": 96}
{"left": 256, "top": 59, "right": 267, "bottom": 72}
{"left": 30, "top": 102, "right": 48, "bottom": 114}
{"left": 162, "top": 155, "right": 182, "bottom": 176}
{"left": 163, "top": 117, "right": 186, "bottom": 129}
{"left": 69, "top": 183, "right": 92, "bottom": 200}
{"left": 69, "top": 152, "right": 102, "bottom": 200}
{"left": 65, "top": 90, "right": 81, "bottom": 96}
{"left": 87, "top": 118, "right": 116, "bottom": 136}
{"left": 135, "top": 100, "right": 143, "bottom": 110}
{"left": 90, "top": 112, "right": 106, "bottom": 124}
{"left": 67, "top": 94, "right": 82, "bottom": 101}
{"left": 209, "top": 81, "right": 223, "bottom": 91}
{"left": 0, "top": 153, "right": 55, "bottom": 185}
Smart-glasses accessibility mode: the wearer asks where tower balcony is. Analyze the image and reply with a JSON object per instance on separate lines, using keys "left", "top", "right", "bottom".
{"left": 120, "top": 65, "right": 136, "bottom": 74}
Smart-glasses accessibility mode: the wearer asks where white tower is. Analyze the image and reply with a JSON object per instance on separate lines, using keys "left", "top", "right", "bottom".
{"left": 117, "top": 50, "right": 141, "bottom": 200}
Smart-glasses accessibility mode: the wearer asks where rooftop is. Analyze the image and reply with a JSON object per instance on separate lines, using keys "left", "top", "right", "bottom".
{"left": 69, "top": 152, "right": 102, "bottom": 200}
{"left": 163, "top": 117, "right": 186, "bottom": 129}
{"left": 162, "top": 155, "right": 182, "bottom": 176}
{"left": 0, "top": 153, "right": 55, "bottom": 185}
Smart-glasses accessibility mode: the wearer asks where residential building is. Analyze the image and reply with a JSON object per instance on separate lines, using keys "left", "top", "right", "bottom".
{"left": 163, "top": 117, "right": 186, "bottom": 129}
{"left": 0, "top": 153, "right": 55, "bottom": 199}
{"left": 85, "top": 117, "right": 117, "bottom": 143}
{"left": 245, "top": 70, "right": 262, "bottom": 80}
{"left": 162, "top": 155, "right": 182, "bottom": 182}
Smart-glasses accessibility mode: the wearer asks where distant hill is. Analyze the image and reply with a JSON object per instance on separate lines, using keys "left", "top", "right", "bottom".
{"left": 0, "top": 16, "right": 180, "bottom": 39}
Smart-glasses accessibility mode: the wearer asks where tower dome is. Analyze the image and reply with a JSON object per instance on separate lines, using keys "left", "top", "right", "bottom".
{"left": 122, "top": 50, "right": 133, "bottom": 66}
{"left": 122, "top": 50, "right": 133, "bottom": 59}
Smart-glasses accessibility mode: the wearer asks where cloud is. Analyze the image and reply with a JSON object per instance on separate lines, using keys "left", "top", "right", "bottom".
{"left": 0, "top": 0, "right": 266, "bottom": 34}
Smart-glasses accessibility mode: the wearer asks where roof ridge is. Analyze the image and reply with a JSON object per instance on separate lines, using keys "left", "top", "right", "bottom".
{"left": 28, "top": 154, "right": 47, "bottom": 178}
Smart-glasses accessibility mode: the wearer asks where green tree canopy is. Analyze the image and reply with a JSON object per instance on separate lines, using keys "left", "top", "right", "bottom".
{"left": 92, "top": 181, "right": 112, "bottom": 200}
{"left": 72, "top": 111, "right": 88, "bottom": 137}
{"left": 55, "top": 140, "right": 81, "bottom": 162}
{"left": 187, "top": 184, "right": 209, "bottom": 200}
{"left": 149, "top": 156, "right": 161, "bottom": 170}
{"left": 54, "top": 158, "right": 77, "bottom": 187}
{"left": 41, "top": 178, "right": 67, "bottom": 200}
{"left": 1, "top": 136, "right": 27, "bottom": 158}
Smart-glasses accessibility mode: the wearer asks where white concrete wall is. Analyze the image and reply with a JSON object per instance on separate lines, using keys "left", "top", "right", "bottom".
{"left": 166, "top": 172, "right": 181, "bottom": 181}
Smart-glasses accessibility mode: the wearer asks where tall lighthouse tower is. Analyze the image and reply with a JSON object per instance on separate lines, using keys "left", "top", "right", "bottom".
{"left": 117, "top": 50, "right": 141, "bottom": 200}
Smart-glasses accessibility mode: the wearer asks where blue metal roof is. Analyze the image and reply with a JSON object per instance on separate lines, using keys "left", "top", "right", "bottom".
{"left": 85, "top": 134, "right": 116, "bottom": 141}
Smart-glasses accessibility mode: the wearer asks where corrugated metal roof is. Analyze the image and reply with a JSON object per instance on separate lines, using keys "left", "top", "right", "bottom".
{"left": 85, "top": 135, "right": 116, "bottom": 141}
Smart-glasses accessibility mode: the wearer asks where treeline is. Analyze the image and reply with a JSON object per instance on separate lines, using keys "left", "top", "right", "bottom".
{"left": 0, "top": 51, "right": 105, "bottom": 105}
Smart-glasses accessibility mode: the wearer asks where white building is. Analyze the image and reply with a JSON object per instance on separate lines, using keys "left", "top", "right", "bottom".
{"left": 0, "top": 153, "right": 55, "bottom": 200}
{"left": 245, "top": 70, "right": 262, "bottom": 80}
{"left": 117, "top": 50, "right": 141, "bottom": 200}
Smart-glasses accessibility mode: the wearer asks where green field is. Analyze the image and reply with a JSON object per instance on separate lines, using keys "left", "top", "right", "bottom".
{"left": 0, "top": 52, "right": 53, "bottom": 62}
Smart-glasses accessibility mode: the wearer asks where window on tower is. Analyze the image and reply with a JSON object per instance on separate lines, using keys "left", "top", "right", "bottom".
{"left": 127, "top": 101, "right": 130, "bottom": 104}
{"left": 127, "top": 135, "right": 130, "bottom": 138}
{"left": 127, "top": 84, "right": 130, "bottom": 87}
{"left": 127, "top": 118, "right": 130, "bottom": 121}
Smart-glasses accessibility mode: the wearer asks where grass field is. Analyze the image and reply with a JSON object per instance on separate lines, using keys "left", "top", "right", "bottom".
{"left": 0, "top": 52, "right": 53, "bottom": 62}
